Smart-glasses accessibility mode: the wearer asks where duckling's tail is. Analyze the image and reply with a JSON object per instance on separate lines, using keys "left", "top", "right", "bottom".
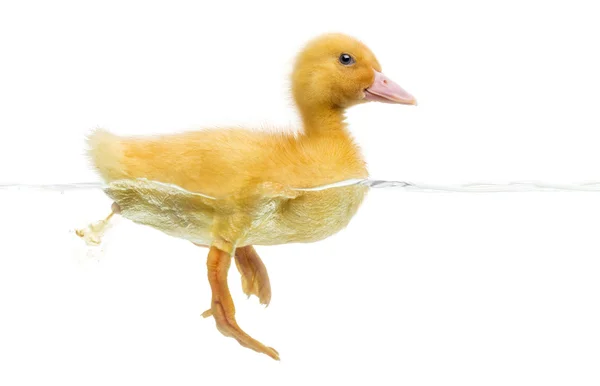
{"left": 86, "top": 128, "right": 127, "bottom": 182}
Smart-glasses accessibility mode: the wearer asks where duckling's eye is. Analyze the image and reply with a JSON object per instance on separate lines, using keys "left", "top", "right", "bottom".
{"left": 339, "top": 53, "right": 355, "bottom": 66}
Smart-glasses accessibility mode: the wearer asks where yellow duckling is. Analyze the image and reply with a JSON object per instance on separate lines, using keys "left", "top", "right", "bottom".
{"left": 85, "top": 33, "right": 416, "bottom": 360}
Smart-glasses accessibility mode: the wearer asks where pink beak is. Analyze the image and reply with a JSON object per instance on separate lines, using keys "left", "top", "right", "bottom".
{"left": 364, "top": 70, "right": 417, "bottom": 105}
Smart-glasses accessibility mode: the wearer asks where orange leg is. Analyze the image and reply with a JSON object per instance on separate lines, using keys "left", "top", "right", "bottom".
{"left": 194, "top": 243, "right": 272, "bottom": 306}
{"left": 201, "top": 246, "right": 279, "bottom": 360}
{"left": 234, "top": 246, "right": 272, "bottom": 306}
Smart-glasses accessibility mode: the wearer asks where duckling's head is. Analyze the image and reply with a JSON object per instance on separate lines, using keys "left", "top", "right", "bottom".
{"left": 291, "top": 33, "right": 416, "bottom": 113}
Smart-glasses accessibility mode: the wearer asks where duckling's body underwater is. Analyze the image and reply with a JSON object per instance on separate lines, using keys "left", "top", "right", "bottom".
{"left": 84, "top": 33, "right": 416, "bottom": 360}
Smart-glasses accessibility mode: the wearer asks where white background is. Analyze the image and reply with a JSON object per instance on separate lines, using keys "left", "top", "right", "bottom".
{"left": 1, "top": 0, "right": 599, "bottom": 384}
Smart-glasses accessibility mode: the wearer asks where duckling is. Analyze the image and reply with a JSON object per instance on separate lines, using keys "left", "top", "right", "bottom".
{"left": 85, "top": 33, "right": 416, "bottom": 360}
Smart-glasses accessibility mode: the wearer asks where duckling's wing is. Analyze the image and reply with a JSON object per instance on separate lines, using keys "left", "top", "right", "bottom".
{"left": 250, "top": 181, "right": 300, "bottom": 200}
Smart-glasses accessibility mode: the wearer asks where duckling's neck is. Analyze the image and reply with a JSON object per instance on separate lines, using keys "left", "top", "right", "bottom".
{"left": 298, "top": 104, "right": 368, "bottom": 177}
{"left": 299, "top": 105, "right": 348, "bottom": 137}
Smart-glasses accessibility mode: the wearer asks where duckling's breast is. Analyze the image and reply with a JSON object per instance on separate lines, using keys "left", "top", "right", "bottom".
{"left": 242, "top": 185, "right": 369, "bottom": 246}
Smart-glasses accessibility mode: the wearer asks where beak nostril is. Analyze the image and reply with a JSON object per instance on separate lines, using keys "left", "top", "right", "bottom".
{"left": 368, "top": 70, "right": 416, "bottom": 105}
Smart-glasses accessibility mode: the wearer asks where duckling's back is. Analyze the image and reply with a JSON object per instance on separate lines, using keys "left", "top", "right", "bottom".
{"left": 88, "top": 128, "right": 268, "bottom": 197}
{"left": 87, "top": 128, "right": 368, "bottom": 198}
